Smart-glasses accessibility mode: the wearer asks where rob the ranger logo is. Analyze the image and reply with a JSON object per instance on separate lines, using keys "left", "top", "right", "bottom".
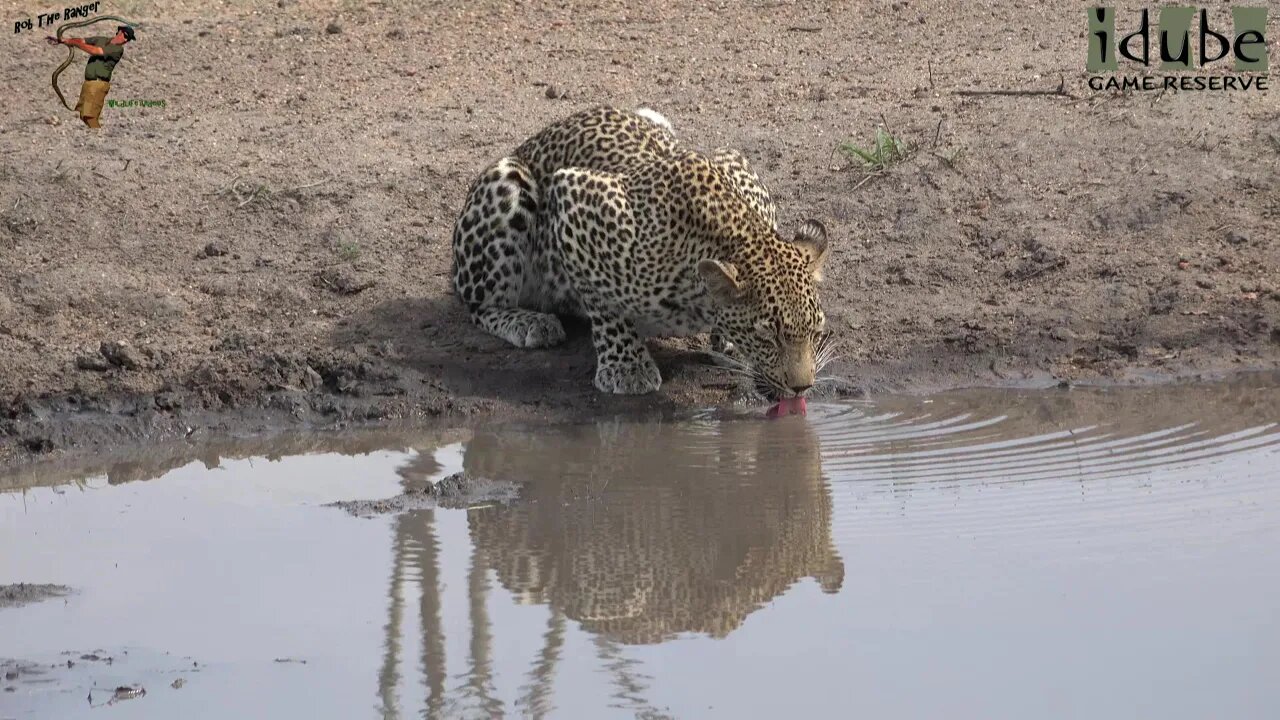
{"left": 1087, "top": 7, "right": 1269, "bottom": 92}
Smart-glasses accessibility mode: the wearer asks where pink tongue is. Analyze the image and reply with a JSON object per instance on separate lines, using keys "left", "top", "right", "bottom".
{"left": 766, "top": 396, "right": 807, "bottom": 419}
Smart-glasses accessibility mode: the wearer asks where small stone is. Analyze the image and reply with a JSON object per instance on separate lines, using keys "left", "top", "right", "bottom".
{"left": 1195, "top": 278, "right": 1214, "bottom": 289}
{"left": 302, "top": 366, "right": 323, "bottom": 390}
{"left": 154, "top": 392, "right": 183, "bottom": 411}
{"left": 1049, "top": 326, "right": 1076, "bottom": 341}
{"left": 544, "top": 85, "right": 562, "bottom": 99}
{"left": 315, "top": 268, "right": 374, "bottom": 295}
{"left": 325, "top": 22, "right": 343, "bottom": 34}
{"left": 100, "top": 340, "right": 145, "bottom": 370}
{"left": 171, "top": 678, "right": 185, "bottom": 689}
{"left": 1225, "top": 231, "right": 1248, "bottom": 245}
{"left": 76, "top": 354, "right": 111, "bottom": 371}
{"left": 199, "top": 242, "right": 228, "bottom": 258}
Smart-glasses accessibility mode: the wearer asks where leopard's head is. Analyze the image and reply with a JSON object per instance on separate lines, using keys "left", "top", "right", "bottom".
{"left": 699, "top": 220, "right": 833, "bottom": 400}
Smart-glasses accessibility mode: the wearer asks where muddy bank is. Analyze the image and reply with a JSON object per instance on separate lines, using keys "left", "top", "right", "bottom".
{"left": 0, "top": 583, "right": 70, "bottom": 609}
{"left": 0, "top": 337, "right": 1271, "bottom": 471}
{"left": 7, "top": 371, "right": 1279, "bottom": 499}
{"left": 2, "top": 1, "right": 1277, "bottom": 467}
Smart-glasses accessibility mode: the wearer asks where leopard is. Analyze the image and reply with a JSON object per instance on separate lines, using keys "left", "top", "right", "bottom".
{"left": 450, "top": 105, "right": 832, "bottom": 399}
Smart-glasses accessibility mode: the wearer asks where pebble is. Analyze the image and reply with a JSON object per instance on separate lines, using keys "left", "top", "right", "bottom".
{"left": 200, "top": 242, "right": 228, "bottom": 258}
{"left": 75, "top": 354, "right": 111, "bottom": 371}
{"left": 100, "top": 340, "right": 145, "bottom": 370}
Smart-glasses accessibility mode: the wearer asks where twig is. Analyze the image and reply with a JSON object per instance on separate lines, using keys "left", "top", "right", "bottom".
{"left": 237, "top": 186, "right": 265, "bottom": 208}
{"left": 851, "top": 171, "right": 881, "bottom": 192}
{"left": 955, "top": 75, "right": 1070, "bottom": 98}
{"left": 931, "top": 117, "right": 944, "bottom": 147}
{"left": 291, "top": 178, "right": 329, "bottom": 191}
{"left": 206, "top": 175, "right": 242, "bottom": 196}
{"left": 787, "top": 25, "right": 821, "bottom": 32}
{"left": 879, "top": 111, "right": 896, "bottom": 138}
{"left": 927, "top": 59, "right": 934, "bottom": 89}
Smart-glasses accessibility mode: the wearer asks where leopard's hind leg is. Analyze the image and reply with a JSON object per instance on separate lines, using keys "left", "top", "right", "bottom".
{"left": 451, "top": 158, "right": 566, "bottom": 348}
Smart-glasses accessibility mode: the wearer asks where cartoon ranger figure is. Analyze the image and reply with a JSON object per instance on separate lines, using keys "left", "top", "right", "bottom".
{"left": 46, "top": 24, "right": 135, "bottom": 128}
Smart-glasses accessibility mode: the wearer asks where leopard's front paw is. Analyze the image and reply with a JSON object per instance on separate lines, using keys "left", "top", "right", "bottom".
{"left": 503, "top": 312, "right": 566, "bottom": 349}
{"left": 594, "top": 357, "right": 662, "bottom": 395}
{"left": 517, "top": 313, "right": 567, "bottom": 348}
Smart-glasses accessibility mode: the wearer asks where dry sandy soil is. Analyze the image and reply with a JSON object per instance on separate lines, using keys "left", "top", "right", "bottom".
{"left": 1, "top": 0, "right": 1277, "bottom": 466}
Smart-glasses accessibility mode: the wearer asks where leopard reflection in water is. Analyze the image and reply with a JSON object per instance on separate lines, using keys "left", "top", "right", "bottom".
{"left": 376, "top": 417, "right": 843, "bottom": 716}
{"left": 464, "top": 416, "right": 844, "bottom": 644}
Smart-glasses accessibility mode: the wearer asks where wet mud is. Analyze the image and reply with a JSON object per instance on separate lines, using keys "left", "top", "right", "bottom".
{"left": 0, "top": 584, "right": 70, "bottom": 610}
{"left": 330, "top": 471, "right": 522, "bottom": 516}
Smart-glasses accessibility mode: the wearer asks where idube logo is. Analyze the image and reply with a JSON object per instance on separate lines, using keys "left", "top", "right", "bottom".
{"left": 1087, "top": 7, "right": 1269, "bottom": 92}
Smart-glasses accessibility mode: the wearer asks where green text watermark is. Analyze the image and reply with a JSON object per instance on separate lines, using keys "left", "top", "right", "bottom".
{"left": 106, "top": 99, "right": 165, "bottom": 108}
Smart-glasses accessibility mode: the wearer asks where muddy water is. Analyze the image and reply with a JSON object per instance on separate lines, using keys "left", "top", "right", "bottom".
{"left": 3, "top": 377, "right": 1280, "bottom": 719}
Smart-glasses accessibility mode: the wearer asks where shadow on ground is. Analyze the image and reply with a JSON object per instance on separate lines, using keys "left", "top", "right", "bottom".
{"left": 331, "top": 297, "right": 732, "bottom": 416}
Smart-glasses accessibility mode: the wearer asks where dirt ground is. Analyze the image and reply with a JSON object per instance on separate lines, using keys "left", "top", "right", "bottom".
{"left": 1, "top": 0, "right": 1277, "bottom": 467}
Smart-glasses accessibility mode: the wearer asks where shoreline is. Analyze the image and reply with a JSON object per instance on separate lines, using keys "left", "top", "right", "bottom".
{"left": 4, "top": 349, "right": 1275, "bottom": 476}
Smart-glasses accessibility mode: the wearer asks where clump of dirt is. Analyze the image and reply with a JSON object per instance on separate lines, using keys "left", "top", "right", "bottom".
{"left": 0, "top": 584, "right": 71, "bottom": 609}
{"left": 329, "top": 471, "right": 521, "bottom": 516}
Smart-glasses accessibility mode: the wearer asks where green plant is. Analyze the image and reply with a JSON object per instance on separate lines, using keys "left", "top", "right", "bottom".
{"left": 337, "top": 242, "right": 361, "bottom": 261}
{"left": 838, "top": 127, "right": 913, "bottom": 171}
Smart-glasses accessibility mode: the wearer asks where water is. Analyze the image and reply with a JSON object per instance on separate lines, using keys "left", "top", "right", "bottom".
{"left": 3, "top": 377, "right": 1279, "bottom": 719}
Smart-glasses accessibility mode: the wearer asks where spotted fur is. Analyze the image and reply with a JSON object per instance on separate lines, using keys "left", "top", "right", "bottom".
{"left": 451, "top": 106, "right": 830, "bottom": 397}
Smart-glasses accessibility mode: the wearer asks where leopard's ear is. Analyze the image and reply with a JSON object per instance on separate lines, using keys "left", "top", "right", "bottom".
{"left": 793, "top": 219, "right": 829, "bottom": 281}
{"left": 697, "top": 259, "right": 745, "bottom": 303}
